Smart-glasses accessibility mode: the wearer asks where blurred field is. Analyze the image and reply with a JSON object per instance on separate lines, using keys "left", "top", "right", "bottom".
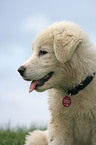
{"left": 0, "top": 124, "right": 47, "bottom": 145}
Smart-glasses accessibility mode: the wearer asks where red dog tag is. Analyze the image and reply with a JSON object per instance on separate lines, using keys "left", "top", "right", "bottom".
{"left": 62, "top": 96, "right": 71, "bottom": 107}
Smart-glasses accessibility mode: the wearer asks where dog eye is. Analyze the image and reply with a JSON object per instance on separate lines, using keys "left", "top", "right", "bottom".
{"left": 39, "top": 50, "right": 48, "bottom": 56}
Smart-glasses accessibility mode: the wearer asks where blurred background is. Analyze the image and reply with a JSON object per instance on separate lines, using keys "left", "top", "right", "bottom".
{"left": 0, "top": 0, "right": 96, "bottom": 128}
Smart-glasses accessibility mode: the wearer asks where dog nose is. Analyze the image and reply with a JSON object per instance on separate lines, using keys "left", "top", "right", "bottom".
{"left": 18, "top": 66, "right": 26, "bottom": 76}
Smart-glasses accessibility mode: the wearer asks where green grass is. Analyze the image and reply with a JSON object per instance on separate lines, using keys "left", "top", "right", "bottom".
{"left": 0, "top": 124, "right": 47, "bottom": 145}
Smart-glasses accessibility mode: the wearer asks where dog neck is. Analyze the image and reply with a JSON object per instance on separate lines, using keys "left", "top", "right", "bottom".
{"left": 61, "top": 72, "right": 96, "bottom": 107}
{"left": 66, "top": 72, "right": 96, "bottom": 96}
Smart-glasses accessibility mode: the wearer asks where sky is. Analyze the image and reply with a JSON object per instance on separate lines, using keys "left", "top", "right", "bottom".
{"left": 0, "top": 0, "right": 96, "bottom": 128}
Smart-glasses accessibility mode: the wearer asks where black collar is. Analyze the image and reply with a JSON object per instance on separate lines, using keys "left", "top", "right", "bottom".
{"left": 67, "top": 72, "right": 96, "bottom": 96}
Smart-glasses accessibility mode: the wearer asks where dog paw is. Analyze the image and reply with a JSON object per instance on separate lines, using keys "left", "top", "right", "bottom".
{"left": 24, "top": 130, "right": 48, "bottom": 145}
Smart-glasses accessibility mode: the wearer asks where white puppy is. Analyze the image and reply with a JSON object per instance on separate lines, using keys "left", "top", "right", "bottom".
{"left": 18, "top": 21, "right": 96, "bottom": 145}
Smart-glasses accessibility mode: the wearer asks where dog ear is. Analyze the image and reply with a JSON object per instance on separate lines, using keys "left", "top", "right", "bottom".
{"left": 54, "top": 31, "right": 82, "bottom": 63}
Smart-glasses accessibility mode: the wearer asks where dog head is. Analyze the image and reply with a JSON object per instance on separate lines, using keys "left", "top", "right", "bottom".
{"left": 18, "top": 21, "right": 85, "bottom": 92}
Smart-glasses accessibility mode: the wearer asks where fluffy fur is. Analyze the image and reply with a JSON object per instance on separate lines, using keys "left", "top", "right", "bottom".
{"left": 19, "top": 21, "right": 96, "bottom": 145}
{"left": 25, "top": 130, "right": 48, "bottom": 145}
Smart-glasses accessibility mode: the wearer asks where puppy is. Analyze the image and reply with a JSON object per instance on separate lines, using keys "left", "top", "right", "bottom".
{"left": 18, "top": 21, "right": 96, "bottom": 145}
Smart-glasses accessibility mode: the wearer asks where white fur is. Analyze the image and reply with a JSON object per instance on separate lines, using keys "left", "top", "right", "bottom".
{"left": 25, "top": 130, "right": 48, "bottom": 145}
{"left": 21, "top": 21, "right": 96, "bottom": 145}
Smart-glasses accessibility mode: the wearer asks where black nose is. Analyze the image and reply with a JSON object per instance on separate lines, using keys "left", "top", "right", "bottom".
{"left": 18, "top": 66, "right": 26, "bottom": 76}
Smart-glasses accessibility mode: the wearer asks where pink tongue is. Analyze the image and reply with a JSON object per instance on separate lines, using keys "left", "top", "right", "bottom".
{"left": 29, "top": 81, "right": 37, "bottom": 93}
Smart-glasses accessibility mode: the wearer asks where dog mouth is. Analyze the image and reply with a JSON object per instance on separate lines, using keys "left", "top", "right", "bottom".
{"left": 29, "top": 72, "right": 54, "bottom": 93}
